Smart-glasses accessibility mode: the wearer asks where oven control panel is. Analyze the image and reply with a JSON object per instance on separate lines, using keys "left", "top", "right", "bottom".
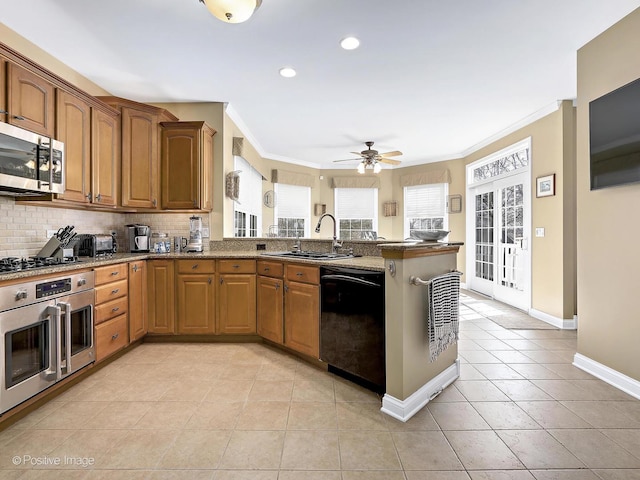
{"left": 36, "top": 278, "right": 72, "bottom": 298}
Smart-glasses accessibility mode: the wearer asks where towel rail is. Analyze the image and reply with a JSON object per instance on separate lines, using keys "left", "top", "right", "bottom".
{"left": 409, "top": 270, "right": 462, "bottom": 286}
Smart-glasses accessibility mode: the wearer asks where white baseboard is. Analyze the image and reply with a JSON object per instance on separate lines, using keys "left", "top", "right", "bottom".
{"left": 529, "top": 308, "right": 577, "bottom": 330}
{"left": 380, "top": 360, "right": 460, "bottom": 422}
{"left": 573, "top": 353, "right": 640, "bottom": 400}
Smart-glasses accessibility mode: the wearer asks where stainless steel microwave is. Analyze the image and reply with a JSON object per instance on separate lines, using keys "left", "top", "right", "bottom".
{"left": 0, "top": 122, "right": 65, "bottom": 196}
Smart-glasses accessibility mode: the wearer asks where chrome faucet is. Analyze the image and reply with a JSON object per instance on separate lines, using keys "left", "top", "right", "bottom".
{"left": 315, "top": 213, "right": 342, "bottom": 253}
{"left": 292, "top": 232, "right": 302, "bottom": 253}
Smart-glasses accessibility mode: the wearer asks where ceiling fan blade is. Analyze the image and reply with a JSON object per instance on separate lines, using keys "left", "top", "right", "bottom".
{"left": 333, "top": 158, "right": 361, "bottom": 163}
{"left": 349, "top": 151, "right": 365, "bottom": 156}
{"left": 379, "top": 158, "right": 402, "bottom": 165}
{"left": 380, "top": 150, "right": 403, "bottom": 157}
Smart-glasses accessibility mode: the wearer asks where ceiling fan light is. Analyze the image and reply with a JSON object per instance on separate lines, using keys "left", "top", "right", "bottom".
{"left": 357, "top": 162, "right": 365, "bottom": 174}
{"left": 373, "top": 162, "right": 382, "bottom": 174}
{"left": 202, "top": 0, "right": 258, "bottom": 23}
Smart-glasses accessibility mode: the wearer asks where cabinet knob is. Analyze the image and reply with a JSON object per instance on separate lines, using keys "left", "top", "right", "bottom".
{"left": 12, "top": 115, "right": 25, "bottom": 121}
{"left": 232, "top": 264, "right": 240, "bottom": 269}
{"left": 111, "top": 332, "right": 119, "bottom": 340}
{"left": 96, "top": 193, "right": 102, "bottom": 202}
{"left": 152, "top": 199, "right": 157, "bottom": 207}
{"left": 208, "top": 277, "right": 212, "bottom": 284}
{"left": 133, "top": 264, "right": 138, "bottom": 273}
{"left": 111, "top": 271, "right": 119, "bottom": 276}
{"left": 111, "top": 288, "right": 119, "bottom": 294}
{"left": 296, "top": 272, "right": 303, "bottom": 277}
{"left": 0, "top": 109, "right": 8, "bottom": 114}
{"left": 112, "top": 307, "right": 120, "bottom": 313}
{"left": 86, "top": 192, "right": 92, "bottom": 201}
{"left": 191, "top": 264, "right": 198, "bottom": 269}
{"left": 263, "top": 266, "right": 270, "bottom": 272}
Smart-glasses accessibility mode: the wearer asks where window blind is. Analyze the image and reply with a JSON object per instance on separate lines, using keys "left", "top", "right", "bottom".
{"left": 275, "top": 184, "right": 310, "bottom": 219}
{"left": 405, "top": 184, "right": 446, "bottom": 217}
{"left": 335, "top": 188, "right": 377, "bottom": 219}
{"left": 234, "top": 155, "right": 262, "bottom": 218}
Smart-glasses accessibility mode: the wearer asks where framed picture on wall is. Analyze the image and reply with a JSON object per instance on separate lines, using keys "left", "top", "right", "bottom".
{"left": 536, "top": 174, "right": 555, "bottom": 197}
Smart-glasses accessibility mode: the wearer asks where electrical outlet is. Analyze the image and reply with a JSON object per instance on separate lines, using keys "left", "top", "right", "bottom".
{"left": 535, "top": 227, "right": 545, "bottom": 237}
{"left": 202, "top": 227, "right": 210, "bottom": 238}
{"left": 46, "top": 229, "right": 56, "bottom": 239}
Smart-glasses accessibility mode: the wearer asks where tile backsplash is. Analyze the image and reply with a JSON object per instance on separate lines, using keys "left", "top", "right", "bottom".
{"left": 0, "top": 197, "right": 208, "bottom": 257}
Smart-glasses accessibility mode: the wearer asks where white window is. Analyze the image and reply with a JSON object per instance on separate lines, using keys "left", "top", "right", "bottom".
{"left": 274, "top": 184, "right": 311, "bottom": 237}
{"left": 233, "top": 156, "right": 262, "bottom": 237}
{"left": 404, "top": 183, "right": 448, "bottom": 239}
{"left": 334, "top": 188, "right": 378, "bottom": 240}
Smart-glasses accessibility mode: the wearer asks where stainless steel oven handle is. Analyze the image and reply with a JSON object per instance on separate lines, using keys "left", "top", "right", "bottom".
{"left": 320, "top": 274, "right": 382, "bottom": 288}
{"left": 59, "top": 302, "right": 72, "bottom": 376}
{"left": 42, "top": 304, "right": 60, "bottom": 381}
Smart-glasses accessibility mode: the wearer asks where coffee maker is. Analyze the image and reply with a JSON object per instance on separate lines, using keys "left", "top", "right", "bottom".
{"left": 126, "top": 224, "right": 151, "bottom": 253}
{"left": 186, "top": 216, "right": 203, "bottom": 252}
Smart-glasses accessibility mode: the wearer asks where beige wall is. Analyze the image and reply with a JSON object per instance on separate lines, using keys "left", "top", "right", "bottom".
{"left": 0, "top": 23, "right": 110, "bottom": 96}
{"left": 576, "top": 8, "right": 640, "bottom": 381}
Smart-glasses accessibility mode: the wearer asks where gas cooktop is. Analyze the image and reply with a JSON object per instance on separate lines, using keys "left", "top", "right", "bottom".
{"left": 0, "top": 256, "right": 81, "bottom": 274}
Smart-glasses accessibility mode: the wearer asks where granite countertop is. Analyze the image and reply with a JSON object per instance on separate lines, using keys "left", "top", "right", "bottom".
{"left": 0, "top": 251, "right": 386, "bottom": 283}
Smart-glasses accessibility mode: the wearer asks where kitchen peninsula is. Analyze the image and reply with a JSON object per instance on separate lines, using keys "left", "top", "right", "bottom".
{"left": 0, "top": 238, "right": 461, "bottom": 426}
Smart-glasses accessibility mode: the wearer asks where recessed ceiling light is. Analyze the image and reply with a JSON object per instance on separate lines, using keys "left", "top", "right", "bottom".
{"left": 279, "top": 67, "right": 296, "bottom": 78}
{"left": 340, "top": 36, "right": 360, "bottom": 50}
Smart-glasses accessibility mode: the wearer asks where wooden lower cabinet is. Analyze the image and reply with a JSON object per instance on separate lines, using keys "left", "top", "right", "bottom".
{"left": 257, "top": 275, "right": 283, "bottom": 343}
{"left": 218, "top": 273, "right": 256, "bottom": 334}
{"left": 147, "top": 259, "right": 175, "bottom": 334}
{"left": 95, "top": 314, "right": 128, "bottom": 362}
{"left": 284, "top": 280, "right": 320, "bottom": 358}
{"left": 129, "top": 261, "right": 148, "bottom": 341}
{"left": 176, "top": 273, "right": 216, "bottom": 334}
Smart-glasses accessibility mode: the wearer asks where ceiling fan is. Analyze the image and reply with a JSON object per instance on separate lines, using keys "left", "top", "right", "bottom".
{"left": 334, "top": 141, "right": 402, "bottom": 173}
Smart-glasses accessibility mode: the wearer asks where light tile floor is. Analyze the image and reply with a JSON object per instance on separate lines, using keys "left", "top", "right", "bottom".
{"left": 1, "top": 292, "right": 640, "bottom": 479}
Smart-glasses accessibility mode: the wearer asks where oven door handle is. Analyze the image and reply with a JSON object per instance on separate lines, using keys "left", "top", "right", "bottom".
{"left": 42, "top": 304, "right": 61, "bottom": 381}
{"left": 59, "top": 301, "right": 72, "bottom": 376}
{"left": 320, "top": 274, "right": 382, "bottom": 289}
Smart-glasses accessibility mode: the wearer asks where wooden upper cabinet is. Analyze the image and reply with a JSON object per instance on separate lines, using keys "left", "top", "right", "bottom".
{"left": 0, "top": 57, "right": 6, "bottom": 123}
{"left": 7, "top": 63, "right": 55, "bottom": 136}
{"left": 91, "top": 108, "right": 119, "bottom": 206}
{"left": 97, "top": 96, "right": 178, "bottom": 209}
{"left": 56, "top": 90, "right": 91, "bottom": 203}
{"left": 121, "top": 106, "right": 158, "bottom": 208}
{"left": 160, "top": 121, "right": 216, "bottom": 211}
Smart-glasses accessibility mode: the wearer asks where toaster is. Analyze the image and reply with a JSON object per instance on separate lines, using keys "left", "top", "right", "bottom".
{"left": 76, "top": 234, "right": 117, "bottom": 257}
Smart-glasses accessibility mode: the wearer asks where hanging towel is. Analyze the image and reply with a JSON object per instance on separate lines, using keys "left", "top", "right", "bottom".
{"left": 427, "top": 271, "right": 460, "bottom": 362}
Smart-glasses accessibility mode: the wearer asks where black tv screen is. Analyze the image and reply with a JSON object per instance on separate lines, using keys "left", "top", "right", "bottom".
{"left": 589, "top": 77, "right": 640, "bottom": 190}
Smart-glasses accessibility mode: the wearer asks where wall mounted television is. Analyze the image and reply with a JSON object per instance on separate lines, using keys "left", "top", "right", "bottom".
{"left": 589, "top": 77, "right": 640, "bottom": 190}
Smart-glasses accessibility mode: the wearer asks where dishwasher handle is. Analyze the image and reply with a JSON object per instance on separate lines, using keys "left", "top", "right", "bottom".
{"left": 320, "top": 274, "right": 382, "bottom": 289}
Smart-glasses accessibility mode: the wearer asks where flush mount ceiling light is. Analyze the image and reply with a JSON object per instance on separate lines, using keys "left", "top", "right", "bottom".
{"left": 340, "top": 36, "right": 360, "bottom": 50}
{"left": 279, "top": 67, "right": 297, "bottom": 78}
{"left": 198, "top": 0, "right": 262, "bottom": 24}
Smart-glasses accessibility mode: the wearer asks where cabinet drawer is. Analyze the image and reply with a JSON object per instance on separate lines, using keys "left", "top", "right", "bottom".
{"left": 218, "top": 259, "right": 256, "bottom": 274}
{"left": 95, "top": 279, "right": 128, "bottom": 304}
{"left": 95, "top": 314, "right": 128, "bottom": 362}
{"left": 94, "top": 263, "right": 128, "bottom": 285}
{"left": 95, "top": 296, "right": 128, "bottom": 325}
{"left": 286, "top": 264, "right": 319, "bottom": 284}
{"left": 177, "top": 259, "right": 215, "bottom": 274}
{"left": 257, "top": 260, "right": 284, "bottom": 278}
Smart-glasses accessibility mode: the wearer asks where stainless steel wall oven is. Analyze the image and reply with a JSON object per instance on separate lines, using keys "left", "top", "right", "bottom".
{"left": 1, "top": 272, "right": 94, "bottom": 414}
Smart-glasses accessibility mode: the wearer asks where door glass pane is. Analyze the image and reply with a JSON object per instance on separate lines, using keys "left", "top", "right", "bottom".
{"left": 499, "top": 183, "right": 525, "bottom": 291}
{"left": 70, "top": 306, "right": 92, "bottom": 356}
{"left": 6, "top": 322, "right": 48, "bottom": 388}
{"left": 474, "top": 192, "right": 494, "bottom": 281}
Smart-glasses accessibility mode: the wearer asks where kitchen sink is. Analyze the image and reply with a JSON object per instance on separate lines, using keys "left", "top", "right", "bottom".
{"left": 260, "top": 251, "right": 354, "bottom": 260}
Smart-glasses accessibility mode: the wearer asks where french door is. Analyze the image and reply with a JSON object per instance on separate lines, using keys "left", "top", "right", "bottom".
{"left": 467, "top": 172, "right": 531, "bottom": 311}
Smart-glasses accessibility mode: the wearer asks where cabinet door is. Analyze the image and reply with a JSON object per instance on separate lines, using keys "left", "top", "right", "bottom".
{"left": 91, "top": 108, "right": 119, "bottom": 206}
{"left": 161, "top": 126, "right": 200, "bottom": 209}
{"left": 147, "top": 260, "right": 175, "bottom": 334}
{"left": 177, "top": 274, "right": 216, "bottom": 334}
{"left": 284, "top": 281, "right": 319, "bottom": 358}
{"left": 201, "top": 128, "right": 214, "bottom": 211}
{"left": 257, "top": 275, "right": 283, "bottom": 344}
{"left": 56, "top": 90, "right": 91, "bottom": 203}
{"left": 7, "top": 63, "right": 55, "bottom": 136}
{"left": 121, "top": 107, "right": 158, "bottom": 208}
{"left": 218, "top": 274, "right": 257, "bottom": 334}
{"left": 0, "top": 58, "right": 6, "bottom": 123}
{"left": 129, "top": 261, "right": 148, "bottom": 342}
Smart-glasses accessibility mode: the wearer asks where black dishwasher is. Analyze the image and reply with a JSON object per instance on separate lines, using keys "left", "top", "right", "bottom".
{"left": 320, "top": 266, "right": 385, "bottom": 393}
